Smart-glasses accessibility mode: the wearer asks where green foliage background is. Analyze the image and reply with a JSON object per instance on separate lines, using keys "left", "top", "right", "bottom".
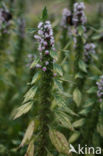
{"left": 0, "top": 0, "right": 103, "bottom": 156}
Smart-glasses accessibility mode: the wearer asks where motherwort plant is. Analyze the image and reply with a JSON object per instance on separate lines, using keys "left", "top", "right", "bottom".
{"left": 3, "top": 0, "right": 26, "bottom": 115}
{"left": 68, "top": 2, "right": 103, "bottom": 149}
{"left": 0, "top": 3, "right": 12, "bottom": 106}
{"left": 71, "top": 2, "right": 87, "bottom": 107}
{"left": 13, "top": 8, "right": 73, "bottom": 156}
{"left": 60, "top": 8, "right": 74, "bottom": 84}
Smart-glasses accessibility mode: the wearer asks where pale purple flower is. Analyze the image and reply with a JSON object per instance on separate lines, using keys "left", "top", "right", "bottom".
{"left": 84, "top": 43, "right": 96, "bottom": 62}
{"left": 45, "top": 50, "right": 49, "bottom": 55}
{"left": 34, "top": 20, "right": 55, "bottom": 71}
{"left": 73, "top": 2, "right": 87, "bottom": 26}
{"left": 52, "top": 47, "right": 56, "bottom": 51}
{"left": 53, "top": 73, "right": 57, "bottom": 77}
{"left": 38, "top": 22, "right": 43, "bottom": 28}
{"left": 45, "top": 61, "right": 49, "bottom": 65}
{"left": 61, "top": 8, "right": 72, "bottom": 28}
{"left": 34, "top": 35, "right": 41, "bottom": 40}
{"left": 38, "top": 45, "right": 42, "bottom": 52}
{"left": 43, "top": 41, "right": 48, "bottom": 46}
{"left": 42, "top": 67, "right": 47, "bottom": 72}
{"left": 38, "top": 30, "right": 43, "bottom": 35}
{"left": 45, "top": 21, "right": 50, "bottom": 24}
{"left": 36, "top": 64, "right": 41, "bottom": 68}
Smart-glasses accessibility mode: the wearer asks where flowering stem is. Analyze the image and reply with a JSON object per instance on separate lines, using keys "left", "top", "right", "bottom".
{"left": 34, "top": 16, "right": 55, "bottom": 155}
{"left": 38, "top": 55, "right": 53, "bottom": 156}
{"left": 69, "top": 0, "right": 76, "bottom": 11}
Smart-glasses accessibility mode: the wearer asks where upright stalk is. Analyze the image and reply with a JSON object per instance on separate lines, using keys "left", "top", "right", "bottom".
{"left": 72, "top": 2, "right": 87, "bottom": 108}
{"left": 69, "top": 0, "right": 76, "bottom": 12}
{"left": 13, "top": 8, "right": 72, "bottom": 156}
{"left": 36, "top": 21, "right": 54, "bottom": 156}
{"left": 3, "top": 0, "right": 26, "bottom": 113}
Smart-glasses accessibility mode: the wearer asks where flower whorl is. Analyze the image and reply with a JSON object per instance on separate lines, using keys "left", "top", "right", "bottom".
{"left": 0, "top": 7, "right": 12, "bottom": 32}
{"left": 96, "top": 76, "right": 103, "bottom": 102}
{"left": 84, "top": 43, "right": 96, "bottom": 63}
{"left": 61, "top": 8, "right": 72, "bottom": 28}
{"left": 34, "top": 21, "right": 55, "bottom": 71}
{"left": 73, "top": 2, "right": 87, "bottom": 27}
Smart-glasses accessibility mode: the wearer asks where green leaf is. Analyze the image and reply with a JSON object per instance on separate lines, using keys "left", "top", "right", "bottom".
{"left": 50, "top": 50, "right": 58, "bottom": 60}
{"left": 83, "top": 100, "right": 94, "bottom": 108}
{"left": 69, "top": 132, "right": 80, "bottom": 143}
{"left": 92, "top": 34, "right": 101, "bottom": 40}
{"left": 47, "top": 150, "right": 54, "bottom": 156}
{"left": 13, "top": 102, "right": 33, "bottom": 120}
{"left": 31, "top": 72, "right": 40, "bottom": 85}
{"left": 25, "top": 140, "right": 34, "bottom": 156}
{"left": 62, "top": 107, "right": 78, "bottom": 117}
{"left": 75, "top": 73, "right": 83, "bottom": 79}
{"left": 79, "top": 109, "right": 89, "bottom": 116}
{"left": 20, "top": 121, "right": 35, "bottom": 147}
{"left": 23, "top": 86, "right": 38, "bottom": 103}
{"left": 72, "top": 119, "right": 85, "bottom": 128}
{"left": 30, "top": 58, "right": 39, "bottom": 69}
{"left": 90, "top": 65, "right": 102, "bottom": 75}
{"left": 42, "top": 7, "right": 48, "bottom": 21}
{"left": 73, "top": 88, "right": 82, "bottom": 107}
{"left": 49, "top": 129, "right": 70, "bottom": 155}
{"left": 87, "top": 87, "right": 97, "bottom": 94}
{"left": 78, "top": 60, "right": 87, "bottom": 73}
{"left": 77, "top": 26, "right": 84, "bottom": 36}
{"left": 54, "top": 64, "right": 63, "bottom": 76}
{"left": 54, "top": 95, "right": 66, "bottom": 107}
{"left": 55, "top": 112, "right": 74, "bottom": 131}
{"left": 54, "top": 79, "right": 63, "bottom": 91}
{"left": 97, "top": 124, "right": 103, "bottom": 137}
{"left": 91, "top": 53, "right": 98, "bottom": 61}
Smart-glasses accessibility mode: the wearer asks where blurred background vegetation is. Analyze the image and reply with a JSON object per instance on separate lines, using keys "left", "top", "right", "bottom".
{"left": 0, "top": 0, "right": 103, "bottom": 155}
